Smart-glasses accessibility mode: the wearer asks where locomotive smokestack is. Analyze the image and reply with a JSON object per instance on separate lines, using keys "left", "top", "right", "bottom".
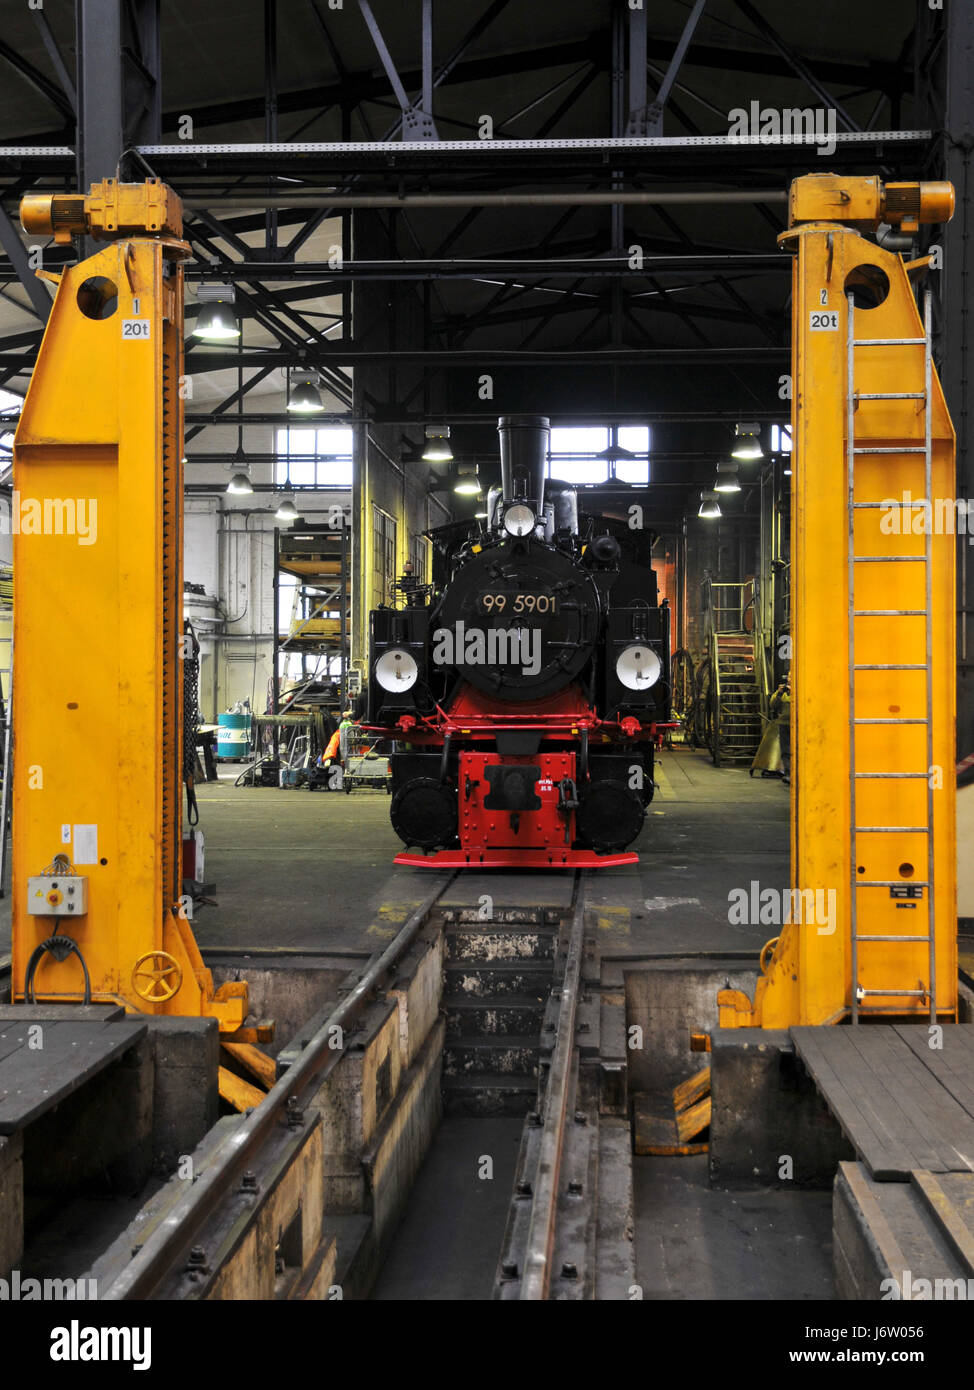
{"left": 498, "top": 415, "right": 549, "bottom": 513}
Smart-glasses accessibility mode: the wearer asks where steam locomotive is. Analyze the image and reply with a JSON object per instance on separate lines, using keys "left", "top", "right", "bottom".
{"left": 366, "top": 415, "right": 674, "bottom": 868}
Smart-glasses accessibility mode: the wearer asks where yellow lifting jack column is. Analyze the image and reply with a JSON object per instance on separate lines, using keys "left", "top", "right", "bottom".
{"left": 719, "top": 174, "right": 958, "bottom": 1029}
{"left": 11, "top": 179, "right": 251, "bottom": 1035}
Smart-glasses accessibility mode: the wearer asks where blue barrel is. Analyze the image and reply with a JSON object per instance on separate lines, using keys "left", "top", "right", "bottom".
{"left": 217, "top": 711, "right": 251, "bottom": 760}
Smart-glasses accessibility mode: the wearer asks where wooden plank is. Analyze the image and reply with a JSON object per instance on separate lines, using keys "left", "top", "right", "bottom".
{"left": 810, "top": 1027, "right": 951, "bottom": 1171}
{"left": 676, "top": 1095, "right": 711, "bottom": 1144}
{"left": 633, "top": 1097, "right": 707, "bottom": 1156}
{"left": 856, "top": 1029, "right": 974, "bottom": 1173}
{"left": 840, "top": 1162, "right": 910, "bottom": 1281}
{"left": 911, "top": 1170, "right": 974, "bottom": 1274}
{"left": 0, "top": 1004, "right": 125, "bottom": 1022}
{"left": 896, "top": 1026, "right": 974, "bottom": 1122}
{"left": 218, "top": 1066, "right": 266, "bottom": 1113}
{"left": 0, "top": 1029, "right": 29, "bottom": 1066}
{"left": 792, "top": 1027, "right": 916, "bottom": 1174}
{"left": 841, "top": 1028, "right": 961, "bottom": 1174}
{"left": 221, "top": 1041, "right": 275, "bottom": 1090}
{"left": 0, "top": 1019, "right": 147, "bottom": 1134}
{"left": 673, "top": 1065, "right": 710, "bottom": 1113}
{"left": 791, "top": 1027, "right": 918, "bottom": 1179}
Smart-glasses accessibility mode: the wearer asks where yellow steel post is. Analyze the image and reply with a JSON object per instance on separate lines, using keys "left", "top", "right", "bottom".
{"left": 719, "top": 174, "right": 957, "bottom": 1028}
{"left": 11, "top": 180, "right": 248, "bottom": 1033}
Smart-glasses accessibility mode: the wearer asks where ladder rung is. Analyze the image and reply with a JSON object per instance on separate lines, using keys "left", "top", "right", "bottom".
{"left": 857, "top": 988, "right": 929, "bottom": 997}
{"left": 854, "top": 826, "right": 929, "bottom": 833}
{"left": 853, "top": 446, "right": 927, "bottom": 454}
{"left": 853, "top": 555, "right": 926, "bottom": 563}
{"left": 854, "top": 935, "right": 931, "bottom": 943}
{"left": 853, "top": 717, "right": 927, "bottom": 725}
{"left": 856, "top": 880, "right": 929, "bottom": 887}
{"left": 853, "top": 609, "right": 926, "bottom": 616}
{"left": 855, "top": 772, "right": 927, "bottom": 779}
{"left": 854, "top": 664, "right": 926, "bottom": 670}
{"left": 853, "top": 337, "right": 926, "bottom": 346}
{"left": 855, "top": 392, "right": 925, "bottom": 400}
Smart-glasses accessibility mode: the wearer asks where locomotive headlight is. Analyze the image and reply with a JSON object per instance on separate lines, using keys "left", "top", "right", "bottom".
{"left": 375, "top": 648, "right": 419, "bottom": 692}
{"left": 616, "top": 644, "right": 662, "bottom": 691}
{"left": 503, "top": 503, "right": 536, "bottom": 537}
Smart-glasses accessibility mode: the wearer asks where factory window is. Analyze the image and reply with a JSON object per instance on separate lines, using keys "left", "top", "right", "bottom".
{"left": 410, "top": 535, "right": 429, "bottom": 584}
{"left": 372, "top": 506, "right": 397, "bottom": 604}
{"left": 275, "top": 426, "right": 353, "bottom": 487}
{"left": 769, "top": 424, "right": 793, "bottom": 453}
{"left": 547, "top": 425, "right": 650, "bottom": 486}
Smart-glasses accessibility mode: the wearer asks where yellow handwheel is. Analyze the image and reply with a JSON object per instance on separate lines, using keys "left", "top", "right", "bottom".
{"left": 759, "top": 937, "right": 779, "bottom": 975}
{"left": 132, "top": 950, "right": 183, "bottom": 1003}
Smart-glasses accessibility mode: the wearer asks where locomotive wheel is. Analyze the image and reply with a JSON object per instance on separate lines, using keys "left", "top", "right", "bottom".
{"left": 390, "top": 777, "right": 458, "bottom": 850}
{"left": 575, "top": 779, "right": 645, "bottom": 853}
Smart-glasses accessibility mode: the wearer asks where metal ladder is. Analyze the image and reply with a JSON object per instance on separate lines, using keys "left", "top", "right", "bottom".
{"left": 847, "top": 288, "right": 936, "bottom": 1023}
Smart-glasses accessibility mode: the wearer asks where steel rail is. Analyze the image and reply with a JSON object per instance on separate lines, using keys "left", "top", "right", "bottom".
{"left": 102, "top": 871, "right": 454, "bottom": 1300}
{"left": 0, "top": 131, "right": 932, "bottom": 162}
{"left": 520, "top": 873, "right": 588, "bottom": 1300}
{"left": 134, "top": 131, "right": 931, "bottom": 156}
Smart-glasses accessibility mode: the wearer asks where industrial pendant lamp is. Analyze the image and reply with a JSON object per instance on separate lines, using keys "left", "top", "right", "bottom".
{"left": 193, "top": 284, "right": 240, "bottom": 340}
{"left": 227, "top": 436, "right": 253, "bottom": 495}
{"left": 423, "top": 425, "right": 453, "bottom": 463}
{"left": 276, "top": 493, "right": 298, "bottom": 522}
{"left": 227, "top": 466, "right": 253, "bottom": 495}
{"left": 288, "top": 370, "right": 324, "bottom": 414}
{"left": 731, "top": 422, "right": 763, "bottom": 461}
{"left": 698, "top": 489, "right": 721, "bottom": 519}
{"left": 453, "top": 461, "right": 481, "bottom": 495}
{"left": 714, "top": 461, "right": 741, "bottom": 493}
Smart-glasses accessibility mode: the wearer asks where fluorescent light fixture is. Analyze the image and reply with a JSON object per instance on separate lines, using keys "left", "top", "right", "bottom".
{"left": 423, "top": 425, "right": 453, "bottom": 463}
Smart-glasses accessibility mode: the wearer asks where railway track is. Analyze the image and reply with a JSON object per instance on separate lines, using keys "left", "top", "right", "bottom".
{"left": 493, "top": 873, "right": 635, "bottom": 1299}
{"left": 99, "top": 873, "right": 456, "bottom": 1300}
{"left": 92, "top": 867, "right": 632, "bottom": 1301}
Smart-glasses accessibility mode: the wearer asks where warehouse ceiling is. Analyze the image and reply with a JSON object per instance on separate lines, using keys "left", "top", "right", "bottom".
{"left": 0, "top": 0, "right": 935, "bottom": 522}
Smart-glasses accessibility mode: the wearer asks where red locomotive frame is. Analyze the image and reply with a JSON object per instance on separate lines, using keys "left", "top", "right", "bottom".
{"left": 369, "top": 685, "right": 676, "bottom": 870}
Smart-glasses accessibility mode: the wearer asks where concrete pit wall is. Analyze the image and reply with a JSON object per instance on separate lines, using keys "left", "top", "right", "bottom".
{"left": 624, "top": 959, "right": 758, "bottom": 1093}
{"left": 91, "top": 922, "right": 446, "bottom": 1299}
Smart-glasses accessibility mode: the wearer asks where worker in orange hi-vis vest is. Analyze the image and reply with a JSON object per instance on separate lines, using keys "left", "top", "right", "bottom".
{"left": 320, "top": 726, "right": 341, "bottom": 768}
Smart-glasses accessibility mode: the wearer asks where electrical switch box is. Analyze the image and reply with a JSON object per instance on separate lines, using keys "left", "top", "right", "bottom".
{"left": 27, "top": 875, "right": 88, "bottom": 916}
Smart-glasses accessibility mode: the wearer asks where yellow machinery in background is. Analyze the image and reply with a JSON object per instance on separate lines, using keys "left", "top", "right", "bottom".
{"left": 720, "top": 174, "right": 958, "bottom": 1028}
{"left": 11, "top": 180, "right": 249, "bottom": 1034}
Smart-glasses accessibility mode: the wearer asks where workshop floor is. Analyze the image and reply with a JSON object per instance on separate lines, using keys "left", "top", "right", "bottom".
{"left": 191, "top": 746, "right": 789, "bottom": 957}
{"left": 0, "top": 747, "right": 790, "bottom": 961}
{"left": 633, "top": 1154, "right": 835, "bottom": 1300}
